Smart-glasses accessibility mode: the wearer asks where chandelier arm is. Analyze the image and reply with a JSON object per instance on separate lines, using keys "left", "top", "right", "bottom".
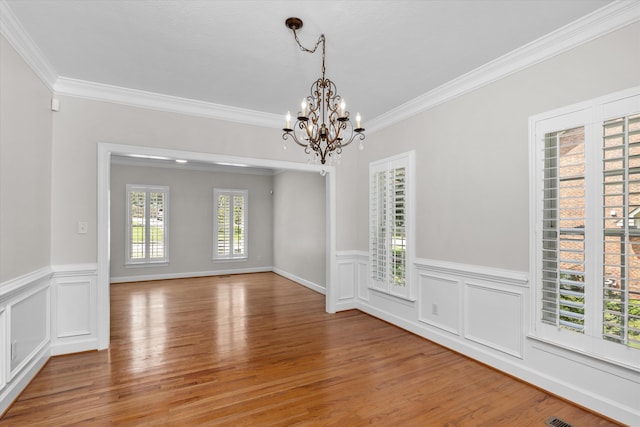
{"left": 283, "top": 125, "right": 312, "bottom": 149}
{"left": 340, "top": 131, "right": 366, "bottom": 148}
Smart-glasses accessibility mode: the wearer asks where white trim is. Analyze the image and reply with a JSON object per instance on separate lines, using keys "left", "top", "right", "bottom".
{"left": 272, "top": 268, "right": 326, "bottom": 295}
{"left": 54, "top": 77, "right": 282, "bottom": 129}
{"left": 98, "top": 142, "right": 337, "bottom": 349}
{"left": 326, "top": 166, "right": 337, "bottom": 313}
{"left": 0, "top": 0, "right": 57, "bottom": 90}
{"left": 414, "top": 258, "right": 529, "bottom": 288}
{"left": 51, "top": 263, "right": 97, "bottom": 277}
{"left": 110, "top": 267, "right": 273, "bottom": 284}
{"left": 336, "top": 250, "right": 368, "bottom": 259}
{"left": 50, "top": 337, "right": 98, "bottom": 357}
{"left": 367, "top": 0, "right": 640, "bottom": 134}
{"left": 96, "top": 144, "right": 111, "bottom": 350}
{"left": 0, "top": 266, "right": 52, "bottom": 300}
{"left": 4, "top": 0, "right": 636, "bottom": 132}
{"left": 0, "top": 344, "right": 49, "bottom": 417}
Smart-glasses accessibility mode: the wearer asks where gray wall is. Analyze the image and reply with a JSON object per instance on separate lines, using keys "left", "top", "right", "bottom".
{"left": 273, "top": 171, "right": 326, "bottom": 287}
{"left": 0, "top": 35, "right": 52, "bottom": 282}
{"left": 49, "top": 98, "right": 307, "bottom": 266}
{"left": 352, "top": 22, "right": 640, "bottom": 271}
{"left": 110, "top": 163, "right": 274, "bottom": 279}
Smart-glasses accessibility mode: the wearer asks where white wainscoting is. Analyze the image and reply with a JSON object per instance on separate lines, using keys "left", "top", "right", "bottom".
{"left": 50, "top": 264, "right": 98, "bottom": 355}
{"left": 463, "top": 282, "right": 525, "bottom": 358}
{"left": 9, "top": 285, "right": 49, "bottom": 380}
{"left": 417, "top": 272, "right": 461, "bottom": 336}
{"left": 336, "top": 251, "right": 368, "bottom": 311}
{"left": 0, "top": 267, "right": 51, "bottom": 416}
{"left": 335, "top": 253, "right": 639, "bottom": 425}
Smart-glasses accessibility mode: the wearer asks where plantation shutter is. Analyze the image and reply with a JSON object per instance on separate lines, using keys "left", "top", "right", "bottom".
{"left": 369, "top": 153, "right": 412, "bottom": 299}
{"left": 370, "top": 168, "right": 388, "bottom": 287}
{"left": 217, "top": 193, "right": 231, "bottom": 257}
{"left": 129, "top": 190, "right": 146, "bottom": 260}
{"left": 541, "top": 126, "right": 586, "bottom": 332}
{"left": 602, "top": 113, "right": 640, "bottom": 347}
{"left": 126, "top": 184, "right": 169, "bottom": 265}
{"left": 232, "top": 194, "right": 245, "bottom": 256}
{"left": 214, "top": 189, "right": 248, "bottom": 259}
{"left": 149, "top": 191, "right": 166, "bottom": 259}
{"left": 391, "top": 167, "right": 406, "bottom": 286}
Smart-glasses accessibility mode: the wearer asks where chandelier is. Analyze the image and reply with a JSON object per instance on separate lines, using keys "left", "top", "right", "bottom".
{"left": 282, "top": 17, "right": 365, "bottom": 165}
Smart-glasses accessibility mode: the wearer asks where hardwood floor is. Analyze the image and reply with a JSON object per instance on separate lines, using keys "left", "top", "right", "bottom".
{"left": 2, "top": 273, "right": 620, "bottom": 426}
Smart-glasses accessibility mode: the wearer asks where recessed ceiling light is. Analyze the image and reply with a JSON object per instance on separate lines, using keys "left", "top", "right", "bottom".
{"left": 216, "top": 162, "right": 249, "bottom": 167}
{"left": 175, "top": 159, "right": 188, "bottom": 164}
{"left": 128, "top": 154, "right": 171, "bottom": 160}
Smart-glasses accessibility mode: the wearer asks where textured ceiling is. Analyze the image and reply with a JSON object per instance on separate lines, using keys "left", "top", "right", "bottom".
{"left": 5, "top": 0, "right": 613, "bottom": 123}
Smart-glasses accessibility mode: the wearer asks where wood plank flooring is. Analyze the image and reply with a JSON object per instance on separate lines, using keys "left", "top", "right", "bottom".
{"left": 1, "top": 273, "right": 620, "bottom": 426}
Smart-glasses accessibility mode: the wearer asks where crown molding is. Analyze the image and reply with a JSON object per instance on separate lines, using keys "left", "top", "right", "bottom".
{"left": 54, "top": 77, "right": 283, "bottom": 128}
{"left": 0, "top": 0, "right": 57, "bottom": 90}
{"left": 3, "top": 0, "right": 638, "bottom": 131}
{"left": 367, "top": 0, "right": 640, "bottom": 134}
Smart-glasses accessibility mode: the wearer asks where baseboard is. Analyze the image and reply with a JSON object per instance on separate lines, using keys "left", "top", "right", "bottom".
{"left": 272, "top": 268, "right": 325, "bottom": 295}
{"left": 110, "top": 266, "right": 273, "bottom": 283}
{"left": 0, "top": 345, "right": 49, "bottom": 417}
{"left": 50, "top": 337, "right": 99, "bottom": 356}
{"left": 335, "top": 301, "right": 356, "bottom": 311}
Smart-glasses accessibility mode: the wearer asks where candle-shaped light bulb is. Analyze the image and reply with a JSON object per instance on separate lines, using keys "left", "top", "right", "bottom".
{"left": 285, "top": 111, "right": 291, "bottom": 129}
{"left": 301, "top": 99, "right": 307, "bottom": 117}
{"left": 356, "top": 113, "right": 362, "bottom": 129}
{"left": 340, "top": 100, "right": 346, "bottom": 117}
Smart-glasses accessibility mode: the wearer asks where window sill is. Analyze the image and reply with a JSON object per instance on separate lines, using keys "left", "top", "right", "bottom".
{"left": 527, "top": 334, "right": 640, "bottom": 375}
{"left": 368, "top": 286, "right": 417, "bottom": 304}
{"left": 125, "top": 261, "right": 169, "bottom": 268}
{"left": 212, "top": 257, "right": 248, "bottom": 263}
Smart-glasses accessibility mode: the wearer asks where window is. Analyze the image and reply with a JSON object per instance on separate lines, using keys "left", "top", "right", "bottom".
{"left": 531, "top": 88, "right": 640, "bottom": 367}
{"left": 369, "top": 151, "right": 415, "bottom": 300}
{"left": 126, "top": 184, "right": 169, "bottom": 265}
{"left": 214, "top": 189, "right": 247, "bottom": 260}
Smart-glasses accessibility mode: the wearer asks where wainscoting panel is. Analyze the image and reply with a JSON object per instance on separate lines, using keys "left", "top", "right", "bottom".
{"left": 9, "top": 285, "right": 49, "bottom": 380}
{"left": 335, "top": 251, "right": 369, "bottom": 310}
{"left": 463, "top": 282, "right": 524, "bottom": 358}
{"left": 0, "top": 308, "right": 5, "bottom": 392}
{"left": 336, "top": 259, "right": 355, "bottom": 301}
{"left": 50, "top": 264, "right": 98, "bottom": 355}
{"left": 0, "top": 268, "right": 51, "bottom": 416}
{"left": 55, "top": 279, "right": 92, "bottom": 337}
{"left": 357, "top": 257, "right": 369, "bottom": 302}
{"left": 417, "top": 272, "right": 461, "bottom": 335}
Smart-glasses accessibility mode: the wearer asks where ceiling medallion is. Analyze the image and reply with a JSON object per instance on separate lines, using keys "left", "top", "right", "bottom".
{"left": 282, "top": 17, "right": 365, "bottom": 166}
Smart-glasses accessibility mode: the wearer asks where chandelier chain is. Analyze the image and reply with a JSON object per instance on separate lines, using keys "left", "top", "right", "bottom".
{"left": 291, "top": 29, "right": 326, "bottom": 79}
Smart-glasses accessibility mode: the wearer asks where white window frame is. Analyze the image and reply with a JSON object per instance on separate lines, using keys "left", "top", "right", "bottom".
{"left": 369, "top": 151, "right": 416, "bottom": 301}
{"left": 213, "top": 189, "right": 248, "bottom": 261}
{"left": 529, "top": 86, "right": 640, "bottom": 370}
{"left": 125, "top": 184, "right": 169, "bottom": 266}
